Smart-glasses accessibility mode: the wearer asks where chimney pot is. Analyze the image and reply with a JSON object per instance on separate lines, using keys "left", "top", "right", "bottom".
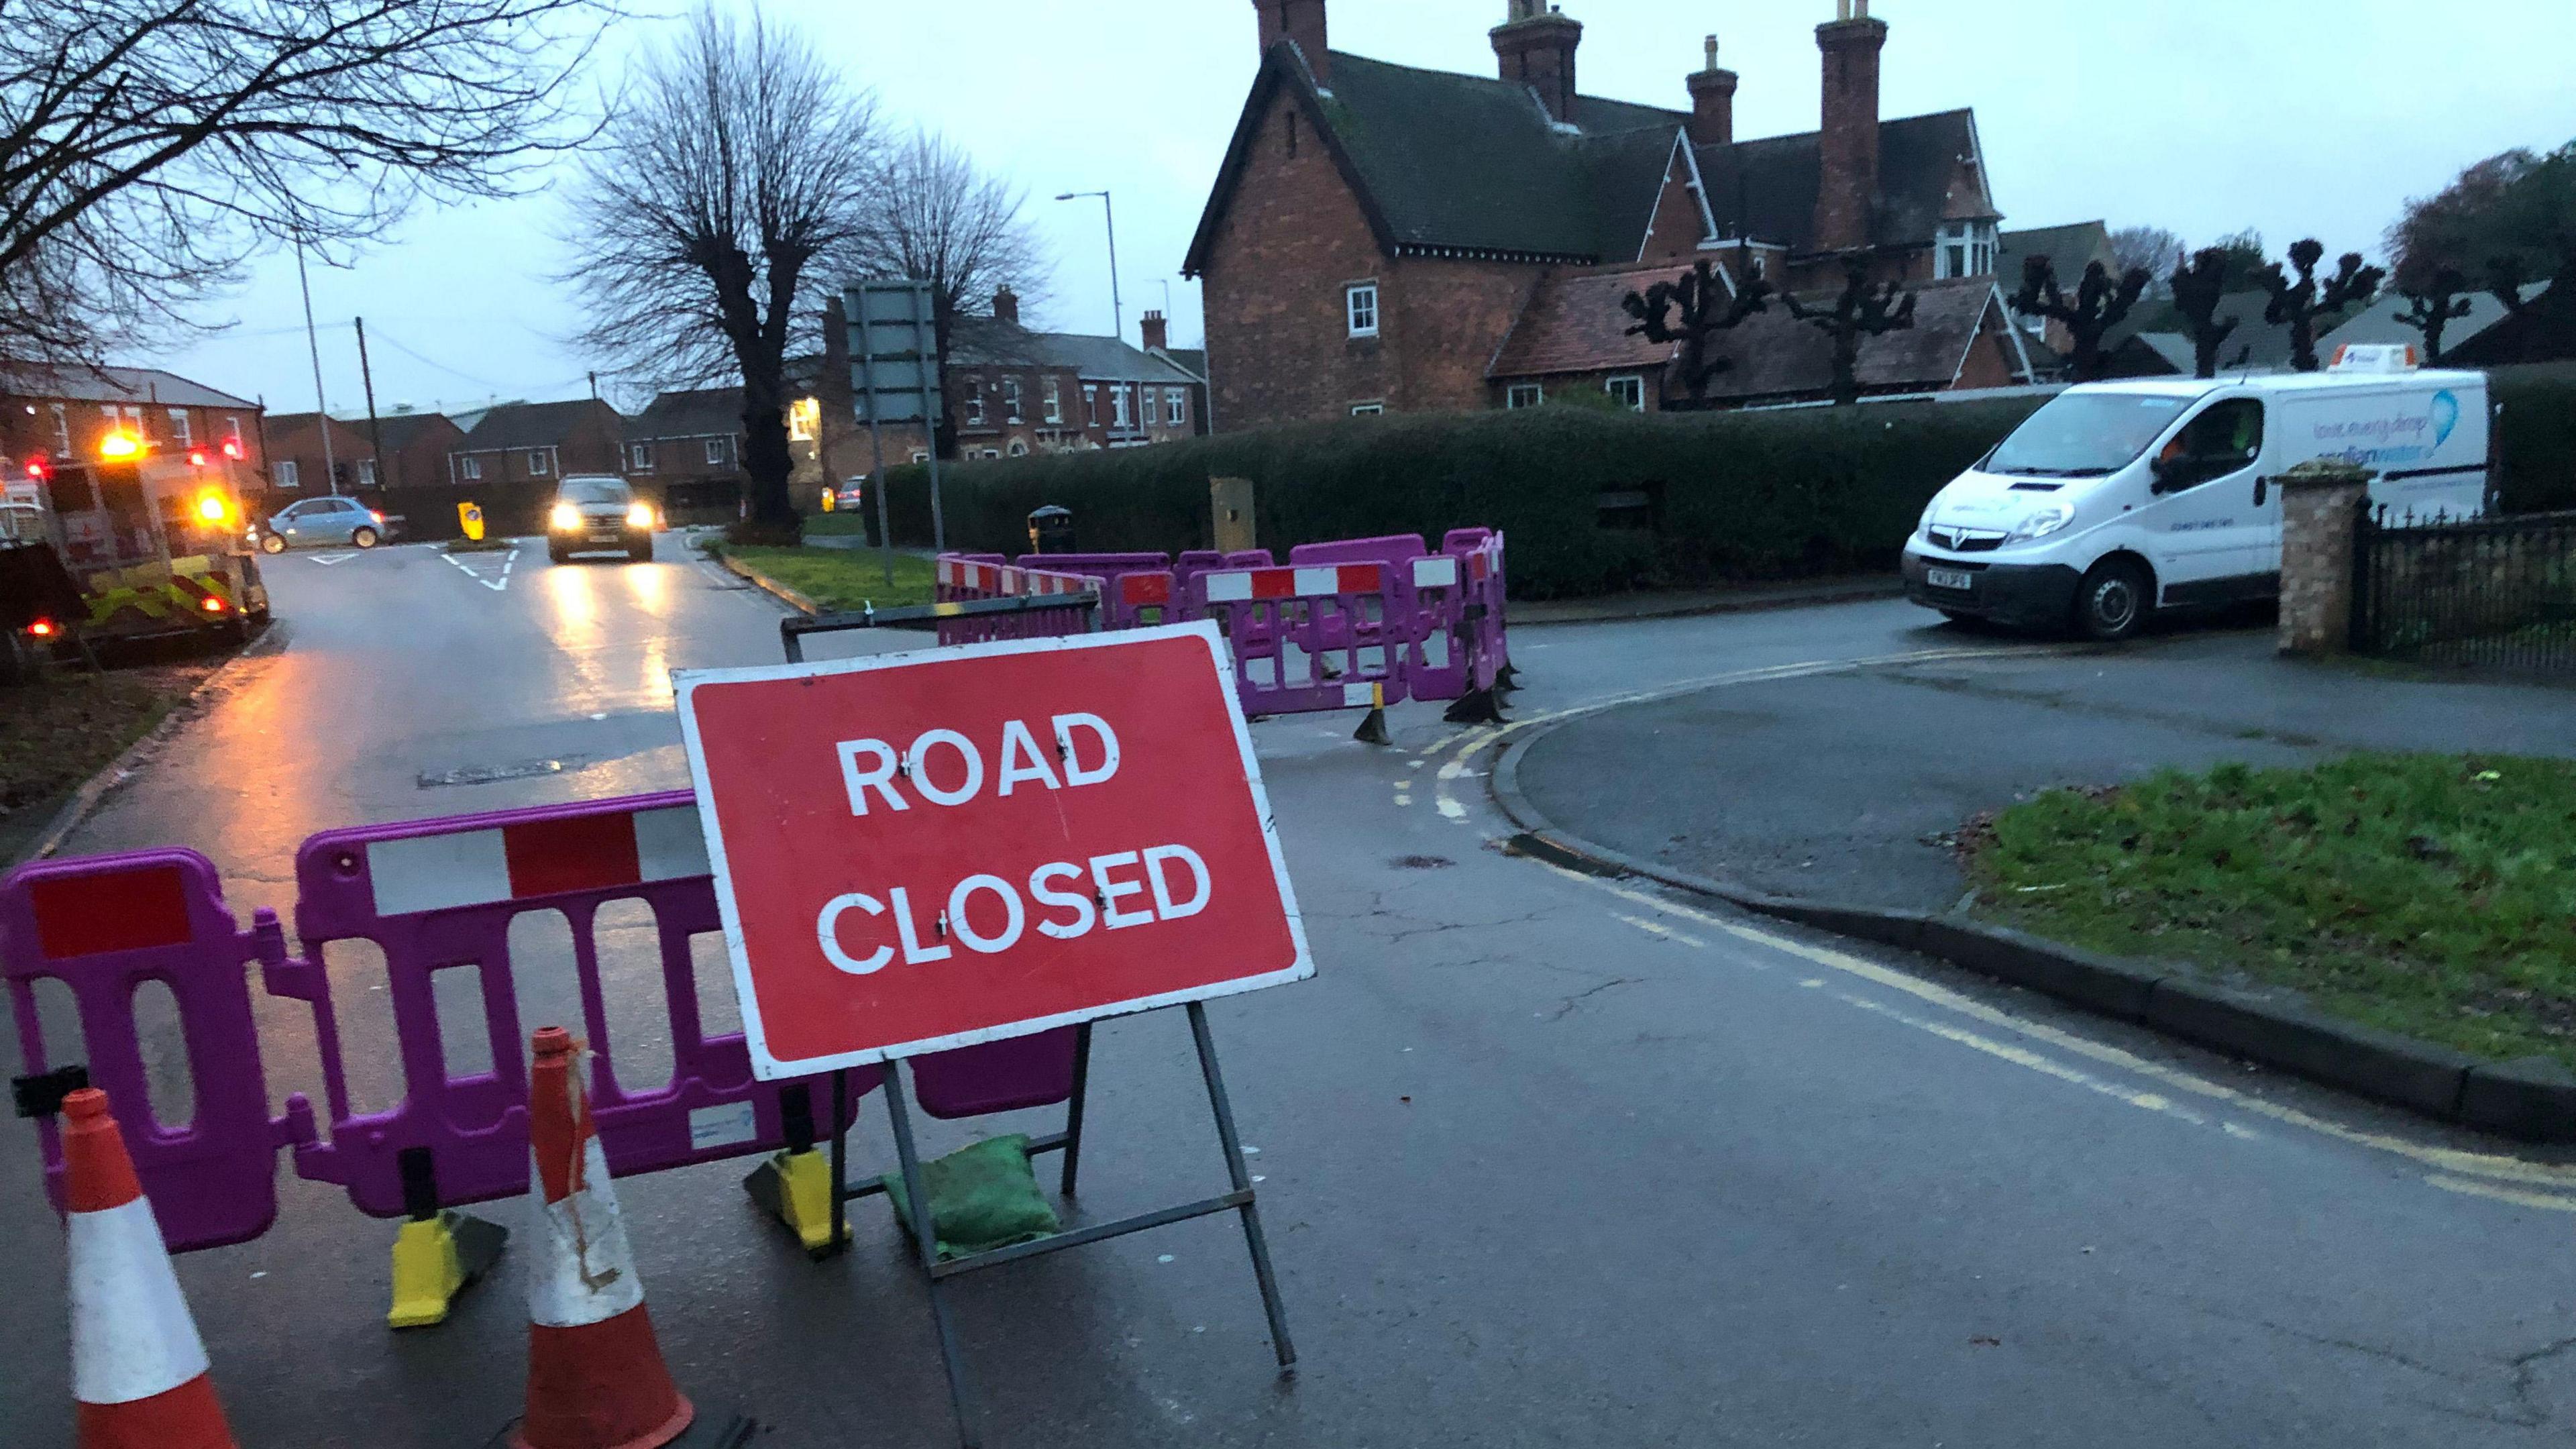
{"left": 1813, "top": 9, "right": 1889, "bottom": 254}
{"left": 993, "top": 286, "right": 1020, "bottom": 325}
{"left": 1492, "top": 5, "right": 1583, "bottom": 126}
{"left": 1253, "top": 0, "right": 1330, "bottom": 85}
{"left": 1686, "top": 33, "right": 1738, "bottom": 148}
{"left": 1140, "top": 311, "right": 1169, "bottom": 353}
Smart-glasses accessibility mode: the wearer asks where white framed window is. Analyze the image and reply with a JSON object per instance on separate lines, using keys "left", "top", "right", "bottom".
{"left": 274, "top": 459, "right": 301, "bottom": 488}
{"left": 980, "top": 448, "right": 1002, "bottom": 460}
{"left": 1936, "top": 221, "right": 1998, "bottom": 280}
{"left": 1346, "top": 282, "right": 1380, "bottom": 338}
{"left": 910, "top": 449, "right": 929, "bottom": 464}
{"left": 788, "top": 398, "right": 818, "bottom": 442}
{"left": 167, "top": 409, "right": 191, "bottom": 447}
{"left": 1350, "top": 402, "right": 1385, "bottom": 417}
{"left": 460, "top": 455, "right": 482, "bottom": 480}
{"left": 529, "top": 449, "right": 551, "bottom": 476}
{"left": 1003, "top": 377, "right": 1024, "bottom": 423}
{"left": 1165, "top": 388, "right": 1186, "bottom": 426}
{"left": 965, "top": 384, "right": 987, "bottom": 426}
{"left": 629, "top": 441, "right": 654, "bottom": 470}
{"left": 1112, "top": 387, "right": 1130, "bottom": 427}
{"left": 1605, "top": 375, "right": 1646, "bottom": 413}
{"left": 1505, "top": 383, "right": 1544, "bottom": 409}
{"left": 1083, "top": 385, "right": 1099, "bottom": 427}
{"left": 223, "top": 415, "right": 243, "bottom": 457}
{"left": 1043, "top": 376, "right": 1063, "bottom": 424}
{"left": 704, "top": 437, "right": 728, "bottom": 466}
{"left": 356, "top": 458, "right": 377, "bottom": 487}
{"left": 48, "top": 403, "right": 69, "bottom": 453}
{"left": 1008, "top": 439, "right": 1030, "bottom": 457}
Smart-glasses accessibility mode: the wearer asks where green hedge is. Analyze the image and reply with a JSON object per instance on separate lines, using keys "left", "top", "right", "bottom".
{"left": 873, "top": 365, "right": 2576, "bottom": 599}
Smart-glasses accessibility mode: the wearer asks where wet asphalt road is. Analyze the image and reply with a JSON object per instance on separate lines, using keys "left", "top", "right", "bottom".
{"left": 5, "top": 544, "right": 2576, "bottom": 1448}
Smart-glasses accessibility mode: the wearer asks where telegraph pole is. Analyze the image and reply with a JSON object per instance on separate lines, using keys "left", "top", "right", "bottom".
{"left": 356, "top": 317, "right": 388, "bottom": 492}
{"left": 296, "top": 240, "right": 337, "bottom": 494}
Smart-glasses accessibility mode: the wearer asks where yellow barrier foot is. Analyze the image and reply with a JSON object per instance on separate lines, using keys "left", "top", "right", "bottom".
{"left": 386, "top": 1210, "right": 508, "bottom": 1330}
{"left": 743, "top": 1148, "right": 842, "bottom": 1259}
{"left": 1354, "top": 682, "right": 1392, "bottom": 745}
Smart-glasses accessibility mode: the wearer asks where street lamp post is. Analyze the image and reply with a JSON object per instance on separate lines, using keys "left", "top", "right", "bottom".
{"left": 1055, "top": 190, "right": 1123, "bottom": 343}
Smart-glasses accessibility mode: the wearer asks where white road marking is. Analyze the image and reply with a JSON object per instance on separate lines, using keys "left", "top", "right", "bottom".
{"left": 309, "top": 551, "right": 358, "bottom": 566}
{"left": 441, "top": 547, "right": 519, "bottom": 592}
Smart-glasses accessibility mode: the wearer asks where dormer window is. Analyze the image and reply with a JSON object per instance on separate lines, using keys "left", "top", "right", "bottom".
{"left": 1937, "top": 220, "right": 1997, "bottom": 280}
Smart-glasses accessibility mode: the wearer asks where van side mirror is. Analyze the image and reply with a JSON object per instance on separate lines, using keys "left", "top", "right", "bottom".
{"left": 2149, "top": 455, "right": 2184, "bottom": 493}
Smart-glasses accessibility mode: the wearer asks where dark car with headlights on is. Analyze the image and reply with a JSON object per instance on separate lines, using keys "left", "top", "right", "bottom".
{"left": 546, "top": 476, "right": 655, "bottom": 564}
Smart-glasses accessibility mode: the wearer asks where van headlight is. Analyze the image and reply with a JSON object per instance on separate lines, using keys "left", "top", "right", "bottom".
{"left": 2006, "top": 502, "right": 2076, "bottom": 543}
{"left": 625, "top": 502, "right": 655, "bottom": 529}
{"left": 549, "top": 503, "right": 580, "bottom": 531}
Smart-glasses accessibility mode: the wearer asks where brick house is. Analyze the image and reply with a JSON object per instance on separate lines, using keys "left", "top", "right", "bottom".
{"left": 1185, "top": 0, "right": 2006, "bottom": 427}
{"left": 1996, "top": 220, "right": 2116, "bottom": 362}
{"left": 447, "top": 398, "right": 626, "bottom": 485}
{"left": 1489, "top": 264, "right": 2030, "bottom": 410}
{"left": 623, "top": 388, "right": 747, "bottom": 517}
{"left": 804, "top": 290, "right": 1205, "bottom": 482}
{"left": 368, "top": 410, "right": 469, "bottom": 492}
{"left": 264, "top": 411, "right": 379, "bottom": 493}
{"left": 1, "top": 365, "right": 263, "bottom": 478}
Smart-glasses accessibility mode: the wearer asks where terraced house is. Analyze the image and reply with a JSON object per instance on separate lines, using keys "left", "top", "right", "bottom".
{"left": 1187, "top": 0, "right": 2025, "bottom": 427}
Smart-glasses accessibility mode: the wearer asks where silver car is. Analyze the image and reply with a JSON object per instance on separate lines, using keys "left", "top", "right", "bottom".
{"left": 259, "top": 495, "right": 388, "bottom": 552}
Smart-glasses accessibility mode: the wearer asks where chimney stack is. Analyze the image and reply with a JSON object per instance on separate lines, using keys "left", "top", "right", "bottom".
{"left": 1252, "top": 0, "right": 1330, "bottom": 85}
{"left": 993, "top": 286, "right": 1020, "bottom": 325}
{"left": 1492, "top": 2, "right": 1583, "bottom": 127}
{"left": 1813, "top": 0, "right": 1888, "bottom": 254}
{"left": 1140, "top": 311, "right": 1169, "bottom": 353}
{"left": 1686, "top": 34, "right": 1738, "bottom": 148}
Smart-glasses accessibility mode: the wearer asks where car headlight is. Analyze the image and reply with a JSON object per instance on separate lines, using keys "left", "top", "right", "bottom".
{"left": 549, "top": 503, "right": 580, "bottom": 531}
{"left": 626, "top": 502, "right": 655, "bottom": 529}
{"left": 2005, "top": 502, "right": 2077, "bottom": 543}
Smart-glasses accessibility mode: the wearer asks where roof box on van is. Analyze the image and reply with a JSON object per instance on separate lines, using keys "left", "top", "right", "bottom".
{"left": 2328, "top": 343, "right": 2421, "bottom": 374}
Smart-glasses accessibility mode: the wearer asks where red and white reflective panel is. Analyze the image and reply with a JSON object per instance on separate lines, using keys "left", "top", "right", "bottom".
{"left": 1202, "top": 563, "right": 1384, "bottom": 604}
{"left": 674, "top": 621, "right": 1312, "bottom": 1077}
{"left": 70, "top": 1198, "right": 211, "bottom": 1405}
{"left": 1411, "top": 556, "right": 1460, "bottom": 590}
{"left": 938, "top": 557, "right": 1091, "bottom": 596}
{"left": 365, "top": 804, "right": 710, "bottom": 916}
{"left": 1119, "top": 573, "right": 1173, "bottom": 606}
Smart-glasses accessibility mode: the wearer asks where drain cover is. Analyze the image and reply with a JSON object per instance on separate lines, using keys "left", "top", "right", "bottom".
{"left": 418, "top": 756, "right": 589, "bottom": 788}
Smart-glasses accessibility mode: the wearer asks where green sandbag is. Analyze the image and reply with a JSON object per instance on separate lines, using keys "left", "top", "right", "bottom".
{"left": 882, "top": 1133, "right": 1062, "bottom": 1262}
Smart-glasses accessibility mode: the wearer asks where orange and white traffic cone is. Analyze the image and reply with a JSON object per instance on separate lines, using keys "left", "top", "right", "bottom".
{"left": 60, "top": 1087, "right": 236, "bottom": 1449}
{"left": 511, "top": 1026, "right": 702, "bottom": 1449}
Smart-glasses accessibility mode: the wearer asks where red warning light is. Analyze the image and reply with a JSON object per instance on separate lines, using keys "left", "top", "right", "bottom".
{"left": 221, "top": 439, "right": 244, "bottom": 460}
{"left": 21, "top": 457, "right": 45, "bottom": 482}
{"left": 188, "top": 449, "right": 209, "bottom": 467}
{"left": 201, "top": 596, "right": 225, "bottom": 614}
{"left": 28, "top": 619, "right": 54, "bottom": 637}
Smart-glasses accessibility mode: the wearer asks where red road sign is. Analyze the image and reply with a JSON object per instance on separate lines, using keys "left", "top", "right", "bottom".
{"left": 674, "top": 623, "right": 1312, "bottom": 1079}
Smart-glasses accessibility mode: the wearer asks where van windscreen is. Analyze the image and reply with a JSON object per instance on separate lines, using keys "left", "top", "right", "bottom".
{"left": 1987, "top": 393, "right": 2194, "bottom": 477}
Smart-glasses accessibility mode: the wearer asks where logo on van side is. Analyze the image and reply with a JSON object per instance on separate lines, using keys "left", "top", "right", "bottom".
{"left": 2309, "top": 388, "right": 2459, "bottom": 468}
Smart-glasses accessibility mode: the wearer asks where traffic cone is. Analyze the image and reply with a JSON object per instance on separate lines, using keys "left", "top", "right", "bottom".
{"left": 511, "top": 1026, "right": 699, "bottom": 1449}
{"left": 60, "top": 1087, "right": 236, "bottom": 1449}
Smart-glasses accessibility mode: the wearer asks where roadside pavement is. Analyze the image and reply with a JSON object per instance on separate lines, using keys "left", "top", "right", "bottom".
{"left": 1511, "top": 625, "right": 2576, "bottom": 912}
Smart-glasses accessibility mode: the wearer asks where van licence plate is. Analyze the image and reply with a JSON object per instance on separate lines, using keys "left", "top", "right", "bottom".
{"left": 1925, "top": 568, "right": 1973, "bottom": 591}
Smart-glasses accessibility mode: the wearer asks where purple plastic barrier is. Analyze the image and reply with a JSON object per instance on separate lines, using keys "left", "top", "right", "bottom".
{"left": 912, "top": 1028, "right": 1081, "bottom": 1119}
{"left": 932, "top": 555, "right": 1102, "bottom": 646}
{"left": 1107, "top": 570, "right": 1179, "bottom": 631}
{"left": 1285, "top": 535, "right": 1477, "bottom": 700}
{"left": 273, "top": 792, "right": 873, "bottom": 1218}
{"left": 1446, "top": 531, "right": 1508, "bottom": 692}
{"left": 1011, "top": 551, "right": 1169, "bottom": 582}
{"left": 1191, "top": 561, "right": 1407, "bottom": 716}
{"left": 1, "top": 849, "right": 297, "bottom": 1252}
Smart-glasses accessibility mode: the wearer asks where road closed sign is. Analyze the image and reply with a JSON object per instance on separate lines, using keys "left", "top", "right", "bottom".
{"left": 673, "top": 622, "right": 1311, "bottom": 1078}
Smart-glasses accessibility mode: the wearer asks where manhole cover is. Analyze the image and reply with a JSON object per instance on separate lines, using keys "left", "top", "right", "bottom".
{"left": 1391, "top": 855, "right": 1454, "bottom": 870}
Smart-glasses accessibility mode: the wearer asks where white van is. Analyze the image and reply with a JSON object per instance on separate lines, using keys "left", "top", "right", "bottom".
{"left": 1902, "top": 350, "right": 2491, "bottom": 639}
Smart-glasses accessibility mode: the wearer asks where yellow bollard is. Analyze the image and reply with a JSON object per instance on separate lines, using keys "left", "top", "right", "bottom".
{"left": 819, "top": 486, "right": 835, "bottom": 513}
{"left": 459, "top": 502, "right": 486, "bottom": 542}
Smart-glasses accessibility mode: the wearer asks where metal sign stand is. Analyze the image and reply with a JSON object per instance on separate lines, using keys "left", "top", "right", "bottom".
{"left": 844, "top": 280, "right": 948, "bottom": 576}
{"left": 776, "top": 604, "right": 1296, "bottom": 1449}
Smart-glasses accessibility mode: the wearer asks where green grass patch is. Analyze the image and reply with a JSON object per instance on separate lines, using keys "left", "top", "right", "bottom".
{"left": 0, "top": 663, "right": 207, "bottom": 858}
{"left": 722, "top": 545, "right": 936, "bottom": 612}
{"left": 798, "top": 510, "right": 873, "bottom": 537}
{"left": 1964, "top": 753, "right": 2576, "bottom": 1069}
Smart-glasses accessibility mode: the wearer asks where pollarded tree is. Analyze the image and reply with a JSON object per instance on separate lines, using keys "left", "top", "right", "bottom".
{"left": 2169, "top": 248, "right": 2241, "bottom": 379}
{"left": 2011, "top": 256, "right": 2150, "bottom": 381}
{"left": 2255, "top": 239, "right": 2383, "bottom": 372}
{"left": 1781, "top": 251, "right": 1916, "bottom": 407}
{"left": 1619, "top": 255, "right": 1773, "bottom": 406}
{"left": 2392, "top": 266, "right": 2474, "bottom": 363}
{"left": 562, "top": 7, "right": 887, "bottom": 541}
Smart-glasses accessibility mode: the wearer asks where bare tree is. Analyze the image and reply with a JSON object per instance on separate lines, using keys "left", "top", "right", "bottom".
{"left": 2254, "top": 239, "right": 2383, "bottom": 372}
{"left": 1, "top": 0, "right": 608, "bottom": 362}
{"left": 2108, "top": 225, "right": 2184, "bottom": 296}
{"left": 2011, "top": 256, "right": 2149, "bottom": 382}
{"left": 2170, "top": 248, "right": 2240, "bottom": 379}
{"left": 1782, "top": 251, "right": 1915, "bottom": 407}
{"left": 563, "top": 7, "right": 885, "bottom": 541}
{"left": 2392, "top": 266, "right": 2473, "bottom": 364}
{"left": 862, "top": 128, "right": 1047, "bottom": 458}
{"left": 1620, "top": 255, "right": 1772, "bottom": 406}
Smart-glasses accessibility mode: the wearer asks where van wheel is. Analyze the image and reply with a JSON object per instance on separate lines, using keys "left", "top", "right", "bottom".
{"left": 2074, "top": 557, "right": 2153, "bottom": 641}
{"left": 352, "top": 527, "right": 379, "bottom": 549}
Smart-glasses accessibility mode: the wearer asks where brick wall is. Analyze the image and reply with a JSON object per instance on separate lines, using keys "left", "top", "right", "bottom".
{"left": 2277, "top": 464, "right": 2372, "bottom": 655}
{"left": 1639, "top": 156, "right": 1709, "bottom": 264}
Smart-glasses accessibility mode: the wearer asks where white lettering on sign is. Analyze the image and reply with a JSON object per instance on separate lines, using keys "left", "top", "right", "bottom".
{"left": 837, "top": 713, "right": 1121, "bottom": 815}
{"left": 814, "top": 844, "right": 1214, "bottom": 972}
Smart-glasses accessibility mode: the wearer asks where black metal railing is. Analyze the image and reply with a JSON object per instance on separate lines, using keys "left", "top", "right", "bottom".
{"left": 2353, "top": 506, "right": 2576, "bottom": 672}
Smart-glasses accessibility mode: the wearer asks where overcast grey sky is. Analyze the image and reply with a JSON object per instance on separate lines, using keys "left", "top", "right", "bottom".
{"left": 159, "top": 0, "right": 2576, "bottom": 417}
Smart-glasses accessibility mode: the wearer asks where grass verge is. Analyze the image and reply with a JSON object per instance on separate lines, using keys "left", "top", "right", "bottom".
{"left": 0, "top": 661, "right": 218, "bottom": 860}
{"left": 720, "top": 544, "right": 937, "bottom": 611}
{"left": 1963, "top": 753, "right": 2576, "bottom": 1070}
